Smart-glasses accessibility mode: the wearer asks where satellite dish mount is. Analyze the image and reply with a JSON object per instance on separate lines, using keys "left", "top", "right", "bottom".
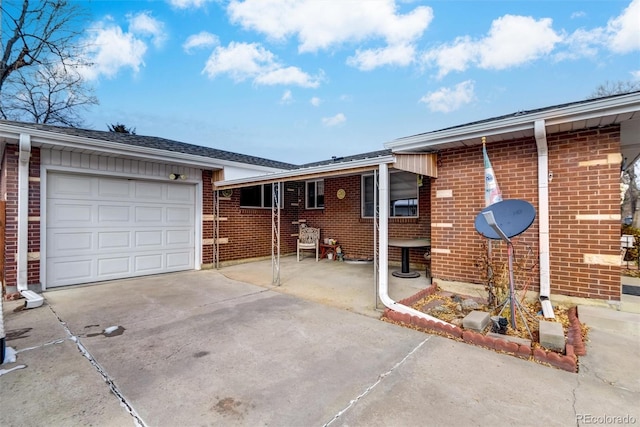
{"left": 474, "top": 200, "right": 536, "bottom": 334}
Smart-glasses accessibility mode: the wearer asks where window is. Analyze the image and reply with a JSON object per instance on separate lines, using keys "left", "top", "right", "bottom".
{"left": 362, "top": 171, "right": 418, "bottom": 218}
{"left": 306, "top": 179, "right": 324, "bottom": 209}
{"left": 240, "top": 183, "right": 282, "bottom": 208}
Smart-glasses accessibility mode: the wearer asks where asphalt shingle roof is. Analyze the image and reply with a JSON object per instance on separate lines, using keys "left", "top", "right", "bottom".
{"left": 0, "top": 120, "right": 298, "bottom": 170}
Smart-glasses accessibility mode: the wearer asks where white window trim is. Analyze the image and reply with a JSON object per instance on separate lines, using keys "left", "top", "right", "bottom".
{"left": 361, "top": 171, "right": 419, "bottom": 218}
{"left": 305, "top": 179, "right": 325, "bottom": 210}
{"left": 239, "top": 182, "right": 283, "bottom": 209}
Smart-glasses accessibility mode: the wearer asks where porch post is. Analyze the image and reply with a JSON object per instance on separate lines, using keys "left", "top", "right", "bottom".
{"left": 272, "top": 182, "right": 281, "bottom": 285}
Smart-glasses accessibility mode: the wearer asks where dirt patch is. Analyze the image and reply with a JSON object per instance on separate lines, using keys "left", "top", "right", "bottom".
{"left": 381, "top": 282, "right": 588, "bottom": 373}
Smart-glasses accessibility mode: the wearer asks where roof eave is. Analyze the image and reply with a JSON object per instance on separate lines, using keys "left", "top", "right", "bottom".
{"left": 386, "top": 92, "right": 640, "bottom": 152}
{"left": 0, "top": 123, "right": 287, "bottom": 173}
{"left": 214, "top": 155, "right": 396, "bottom": 189}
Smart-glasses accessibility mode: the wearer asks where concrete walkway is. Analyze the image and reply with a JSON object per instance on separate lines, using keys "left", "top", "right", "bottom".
{"left": 1, "top": 265, "right": 639, "bottom": 426}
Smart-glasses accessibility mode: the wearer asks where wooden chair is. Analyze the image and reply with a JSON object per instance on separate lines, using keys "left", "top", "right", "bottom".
{"left": 297, "top": 225, "right": 320, "bottom": 262}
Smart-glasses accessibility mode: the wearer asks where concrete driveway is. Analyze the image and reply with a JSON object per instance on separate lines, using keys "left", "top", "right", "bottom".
{"left": 1, "top": 268, "right": 639, "bottom": 426}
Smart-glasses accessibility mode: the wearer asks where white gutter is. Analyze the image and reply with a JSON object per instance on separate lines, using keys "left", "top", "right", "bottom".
{"left": 386, "top": 91, "right": 640, "bottom": 151}
{"left": 378, "top": 162, "right": 451, "bottom": 326}
{"left": 215, "top": 154, "right": 396, "bottom": 188}
{"left": 534, "top": 121, "right": 555, "bottom": 319}
{"left": 16, "top": 134, "right": 43, "bottom": 308}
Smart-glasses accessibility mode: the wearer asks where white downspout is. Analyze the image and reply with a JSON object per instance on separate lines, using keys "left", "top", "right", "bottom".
{"left": 17, "top": 134, "right": 31, "bottom": 292}
{"left": 378, "top": 162, "right": 450, "bottom": 326}
{"left": 534, "top": 120, "right": 555, "bottom": 318}
{"left": 17, "top": 134, "right": 43, "bottom": 308}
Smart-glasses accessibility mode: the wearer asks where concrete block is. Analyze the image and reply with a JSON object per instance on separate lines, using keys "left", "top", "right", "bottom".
{"left": 539, "top": 320, "right": 565, "bottom": 352}
{"left": 462, "top": 310, "right": 490, "bottom": 332}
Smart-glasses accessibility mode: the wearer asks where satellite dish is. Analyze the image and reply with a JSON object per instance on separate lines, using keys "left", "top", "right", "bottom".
{"left": 474, "top": 199, "right": 536, "bottom": 240}
{"left": 474, "top": 199, "right": 536, "bottom": 332}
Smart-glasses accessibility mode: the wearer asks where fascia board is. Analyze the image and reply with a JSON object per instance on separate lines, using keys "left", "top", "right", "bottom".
{"left": 0, "top": 124, "right": 286, "bottom": 173}
{"left": 215, "top": 155, "right": 396, "bottom": 188}
{"left": 386, "top": 93, "right": 640, "bottom": 151}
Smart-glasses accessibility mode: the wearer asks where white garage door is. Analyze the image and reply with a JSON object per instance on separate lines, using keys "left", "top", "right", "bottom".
{"left": 46, "top": 173, "right": 195, "bottom": 287}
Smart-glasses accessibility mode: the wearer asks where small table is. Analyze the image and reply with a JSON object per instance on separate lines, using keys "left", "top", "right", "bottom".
{"left": 388, "top": 238, "right": 431, "bottom": 278}
{"left": 320, "top": 243, "right": 339, "bottom": 260}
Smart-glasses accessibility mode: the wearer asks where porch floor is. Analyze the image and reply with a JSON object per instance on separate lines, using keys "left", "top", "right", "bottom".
{"left": 219, "top": 255, "right": 434, "bottom": 319}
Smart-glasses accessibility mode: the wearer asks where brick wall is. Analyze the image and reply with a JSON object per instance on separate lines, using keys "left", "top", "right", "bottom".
{"left": 202, "top": 170, "right": 214, "bottom": 265}
{"left": 547, "top": 126, "right": 620, "bottom": 299}
{"left": 1, "top": 144, "right": 41, "bottom": 287}
{"left": 218, "top": 172, "right": 431, "bottom": 267}
{"left": 430, "top": 125, "right": 621, "bottom": 301}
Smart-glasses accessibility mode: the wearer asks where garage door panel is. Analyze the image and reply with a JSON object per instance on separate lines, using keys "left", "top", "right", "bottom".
{"left": 48, "top": 258, "right": 93, "bottom": 282}
{"left": 49, "top": 203, "right": 93, "bottom": 225}
{"left": 47, "top": 173, "right": 196, "bottom": 288}
{"left": 49, "top": 174, "right": 93, "bottom": 198}
{"left": 135, "top": 206, "right": 163, "bottom": 223}
{"left": 167, "top": 229, "right": 192, "bottom": 245}
{"left": 135, "top": 254, "right": 164, "bottom": 272}
{"left": 97, "top": 256, "right": 131, "bottom": 276}
{"left": 134, "top": 181, "right": 163, "bottom": 200}
{"left": 98, "top": 231, "right": 132, "bottom": 250}
{"left": 98, "top": 205, "right": 131, "bottom": 222}
{"left": 168, "top": 185, "right": 195, "bottom": 202}
{"left": 167, "top": 252, "right": 193, "bottom": 268}
{"left": 167, "top": 207, "right": 193, "bottom": 224}
{"left": 98, "top": 178, "right": 131, "bottom": 198}
{"left": 50, "top": 232, "right": 93, "bottom": 252}
{"left": 135, "top": 230, "right": 163, "bottom": 247}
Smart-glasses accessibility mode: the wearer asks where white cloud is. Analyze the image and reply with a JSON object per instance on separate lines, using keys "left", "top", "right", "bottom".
{"left": 202, "top": 42, "right": 322, "bottom": 87}
{"left": 79, "top": 20, "right": 148, "bottom": 80}
{"left": 419, "top": 80, "right": 475, "bottom": 113}
{"left": 607, "top": 0, "right": 640, "bottom": 53}
{"left": 128, "top": 12, "right": 167, "bottom": 48}
{"left": 556, "top": 27, "right": 603, "bottom": 60}
{"left": 183, "top": 31, "right": 219, "bottom": 53}
{"left": 421, "top": 15, "right": 561, "bottom": 78}
{"left": 478, "top": 16, "right": 560, "bottom": 69}
{"left": 280, "top": 90, "right": 293, "bottom": 104}
{"left": 310, "top": 97, "right": 321, "bottom": 107}
{"left": 347, "top": 43, "right": 416, "bottom": 71}
{"left": 420, "top": 36, "right": 477, "bottom": 78}
{"left": 632, "top": 70, "right": 640, "bottom": 80}
{"left": 78, "top": 13, "right": 169, "bottom": 80}
{"left": 168, "top": 0, "right": 212, "bottom": 9}
{"left": 227, "top": 0, "right": 432, "bottom": 70}
{"left": 322, "top": 113, "right": 346, "bottom": 127}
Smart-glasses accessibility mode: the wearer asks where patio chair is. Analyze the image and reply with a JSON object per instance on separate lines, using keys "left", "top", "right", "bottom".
{"left": 297, "top": 225, "right": 320, "bottom": 262}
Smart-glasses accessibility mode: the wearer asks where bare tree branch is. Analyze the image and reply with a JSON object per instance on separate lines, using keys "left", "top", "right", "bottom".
{"left": 0, "top": 0, "right": 96, "bottom": 125}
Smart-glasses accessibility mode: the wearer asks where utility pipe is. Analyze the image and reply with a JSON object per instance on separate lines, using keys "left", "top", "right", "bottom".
{"left": 534, "top": 120, "right": 555, "bottom": 318}
{"left": 378, "top": 162, "right": 451, "bottom": 326}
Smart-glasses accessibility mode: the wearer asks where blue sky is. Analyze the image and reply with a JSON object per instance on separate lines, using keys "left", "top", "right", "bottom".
{"left": 78, "top": 0, "right": 640, "bottom": 165}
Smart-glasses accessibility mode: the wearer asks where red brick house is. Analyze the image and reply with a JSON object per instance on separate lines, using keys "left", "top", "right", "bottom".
{"left": 213, "top": 91, "right": 640, "bottom": 305}
{"left": 0, "top": 121, "right": 294, "bottom": 293}
{"left": 2, "top": 92, "right": 640, "bottom": 308}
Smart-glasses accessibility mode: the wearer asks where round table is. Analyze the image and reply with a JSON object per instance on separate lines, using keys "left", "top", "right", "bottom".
{"left": 388, "top": 238, "right": 431, "bottom": 278}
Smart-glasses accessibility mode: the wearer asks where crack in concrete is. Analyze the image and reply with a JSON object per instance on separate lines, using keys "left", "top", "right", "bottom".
{"left": 323, "top": 335, "right": 433, "bottom": 426}
{"left": 573, "top": 374, "right": 580, "bottom": 426}
{"left": 47, "top": 305, "right": 146, "bottom": 427}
